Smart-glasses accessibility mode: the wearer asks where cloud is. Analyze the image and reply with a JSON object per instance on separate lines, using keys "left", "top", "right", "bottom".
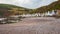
{"left": 0, "top": 0, "right": 58, "bottom": 9}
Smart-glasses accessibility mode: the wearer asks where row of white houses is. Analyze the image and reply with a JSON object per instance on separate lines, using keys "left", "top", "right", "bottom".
{"left": 19, "top": 10, "right": 57, "bottom": 17}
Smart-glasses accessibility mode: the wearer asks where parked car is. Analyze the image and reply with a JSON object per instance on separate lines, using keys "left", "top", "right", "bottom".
{"left": 0, "top": 18, "right": 7, "bottom": 24}
{"left": 6, "top": 15, "right": 21, "bottom": 23}
{"left": 0, "top": 15, "right": 22, "bottom": 24}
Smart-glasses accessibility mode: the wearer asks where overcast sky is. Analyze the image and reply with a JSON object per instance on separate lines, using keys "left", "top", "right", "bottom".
{"left": 0, "top": 0, "right": 58, "bottom": 9}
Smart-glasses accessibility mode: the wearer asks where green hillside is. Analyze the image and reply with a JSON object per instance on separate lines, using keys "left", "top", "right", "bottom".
{"left": 0, "top": 4, "right": 26, "bottom": 8}
{"left": 35, "top": 0, "right": 60, "bottom": 13}
{"left": 0, "top": 4, "right": 30, "bottom": 17}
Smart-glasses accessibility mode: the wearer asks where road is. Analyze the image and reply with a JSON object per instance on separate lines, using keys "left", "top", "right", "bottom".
{"left": 0, "top": 17, "right": 60, "bottom": 34}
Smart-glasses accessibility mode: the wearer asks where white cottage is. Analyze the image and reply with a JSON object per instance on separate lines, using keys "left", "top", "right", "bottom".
{"left": 44, "top": 10, "right": 56, "bottom": 16}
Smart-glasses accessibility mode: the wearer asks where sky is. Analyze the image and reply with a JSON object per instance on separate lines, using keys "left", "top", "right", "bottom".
{"left": 0, "top": 0, "right": 58, "bottom": 9}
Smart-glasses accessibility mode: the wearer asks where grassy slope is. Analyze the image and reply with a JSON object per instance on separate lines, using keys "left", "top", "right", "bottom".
{"left": 36, "top": 0, "right": 60, "bottom": 13}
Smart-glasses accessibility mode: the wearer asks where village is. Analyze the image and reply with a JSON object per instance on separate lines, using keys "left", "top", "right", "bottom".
{"left": 0, "top": 9, "right": 60, "bottom": 24}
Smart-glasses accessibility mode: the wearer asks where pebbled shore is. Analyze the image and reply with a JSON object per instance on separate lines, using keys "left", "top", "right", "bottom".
{"left": 0, "top": 17, "right": 60, "bottom": 34}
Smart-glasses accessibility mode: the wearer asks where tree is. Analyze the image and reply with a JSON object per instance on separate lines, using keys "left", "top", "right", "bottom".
{"left": 0, "top": 8, "right": 11, "bottom": 17}
{"left": 8, "top": 8, "right": 19, "bottom": 15}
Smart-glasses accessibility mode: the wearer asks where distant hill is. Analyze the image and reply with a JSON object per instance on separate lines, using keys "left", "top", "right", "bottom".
{"left": 0, "top": 4, "right": 30, "bottom": 10}
{"left": 36, "top": 0, "right": 60, "bottom": 13}
{"left": 0, "top": 4, "right": 31, "bottom": 17}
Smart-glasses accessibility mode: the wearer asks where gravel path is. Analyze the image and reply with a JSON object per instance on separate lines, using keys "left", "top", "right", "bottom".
{"left": 0, "top": 17, "right": 60, "bottom": 34}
